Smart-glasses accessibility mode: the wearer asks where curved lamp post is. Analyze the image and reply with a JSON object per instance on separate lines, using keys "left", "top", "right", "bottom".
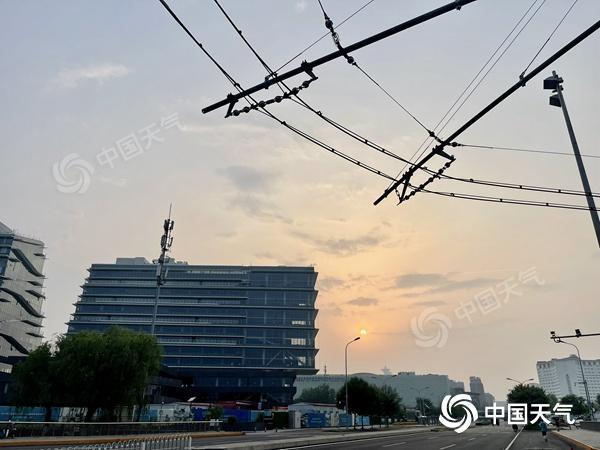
{"left": 410, "top": 386, "right": 430, "bottom": 418}
{"left": 506, "top": 377, "right": 534, "bottom": 386}
{"left": 345, "top": 336, "right": 361, "bottom": 414}
{"left": 552, "top": 337, "right": 595, "bottom": 420}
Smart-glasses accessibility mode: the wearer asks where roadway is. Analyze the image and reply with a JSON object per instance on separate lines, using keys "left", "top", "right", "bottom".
{"left": 280, "top": 428, "right": 572, "bottom": 450}
{"left": 12, "top": 426, "right": 574, "bottom": 449}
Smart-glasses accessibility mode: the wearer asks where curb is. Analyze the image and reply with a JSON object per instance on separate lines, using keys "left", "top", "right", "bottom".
{"left": 551, "top": 431, "right": 599, "bottom": 450}
{"left": 0, "top": 431, "right": 245, "bottom": 447}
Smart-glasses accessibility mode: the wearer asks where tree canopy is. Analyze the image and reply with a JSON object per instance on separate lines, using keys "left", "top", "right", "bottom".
{"left": 10, "top": 326, "right": 161, "bottom": 421}
{"left": 336, "top": 378, "right": 404, "bottom": 420}
{"left": 560, "top": 394, "right": 589, "bottom": 416}
{"left": 507, "top": 384, "right": 550, "bottom": 425}
{"left": 296, "top": 383, "right": 336, "bottom": 404}
{"left": 10, "top": 343, "right": 60, "bottom": 421}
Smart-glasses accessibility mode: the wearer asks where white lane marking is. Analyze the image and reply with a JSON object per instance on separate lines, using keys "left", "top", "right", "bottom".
{"left": 282, "top": 432, "right": 432, "bottom": 449}
{"left": 440, "top": 445, "right": 456, "bottom": 450}
{"left": 468, "top": 437, "right": 476, "bottom": 441}
{"left": 382, "top": 442, "right": 407, "bottom": 447}
{"left": 428, "top": 436, "right": 438, "bottom": 439}
{"left": 504, "top": 427, "right": 524, "bottom": 450}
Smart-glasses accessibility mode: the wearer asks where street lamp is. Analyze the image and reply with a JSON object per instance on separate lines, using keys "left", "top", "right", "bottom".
{"left": 552, "top": 336, "right": 595, "bottom": 420}
{"left": 506, "top": 377, "right": 534, "bottom": 386}
{"left": 410, "top": 386, "right": 430, "bottom": 418}
{"left": 544, "top": 71, "right": 600, "bottom": 248}
{"left": 344, "top": 336, "right": 360, "bottom": 415}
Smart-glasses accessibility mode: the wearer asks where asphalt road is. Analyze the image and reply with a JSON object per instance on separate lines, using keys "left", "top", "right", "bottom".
{"left": 13, "top": 426, "right": 575, "bottom": 450}
{"left": 280, "top": 428, "right": 573, "bottom": 450}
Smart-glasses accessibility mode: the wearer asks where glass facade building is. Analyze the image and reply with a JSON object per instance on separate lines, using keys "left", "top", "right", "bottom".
{"left": 0, "top": 221, "right": 46, "bottom": 373}
{"left": 67, "top": 257, "right": 319, "bottom": 405}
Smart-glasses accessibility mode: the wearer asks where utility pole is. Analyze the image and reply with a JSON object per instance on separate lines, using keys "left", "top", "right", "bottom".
{"left": 150, "top": 206, "right": 175, "bottom": 335}
{"left": 544, "top": 72, "right": 600, "bottom": 248}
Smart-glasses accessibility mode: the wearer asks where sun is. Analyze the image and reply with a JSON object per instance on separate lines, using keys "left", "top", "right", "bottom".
{"left": 360, "top": 328, "right": 368, "bottom": 336}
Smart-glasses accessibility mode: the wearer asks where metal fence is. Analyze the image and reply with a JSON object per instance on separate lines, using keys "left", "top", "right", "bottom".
{"left": 40, "top": 434, "right": 192, "bottom": 450}
{"left": 0, "top": 421, "right": 220, "bottom": 438}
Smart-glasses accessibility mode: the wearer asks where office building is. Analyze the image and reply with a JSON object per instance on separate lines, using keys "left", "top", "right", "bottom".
{"left": 67, "top": 257, "right": 319, "bottom": 405}
{"left": 0, "top": 221, "right": 46, "bottom": 372}
{"left": 537, "top": 355, "right": 600, "bottom": 400}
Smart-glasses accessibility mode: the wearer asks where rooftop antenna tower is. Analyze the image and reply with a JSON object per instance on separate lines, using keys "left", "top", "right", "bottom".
{"left": 150, "top": 205, "right": 175, "bottom": 335}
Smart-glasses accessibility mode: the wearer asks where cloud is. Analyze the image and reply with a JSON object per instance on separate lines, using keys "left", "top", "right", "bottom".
{"left": 347, "top": 297, "right": 378, "bottom": 306}
{"left": 317, "top": 276, "right": 347, "bottom": 291}
{"left": 217, "top": 165, "right": 276, "bottom": 192}
{"left": 295, "top": 1, "right": 307, "bottom": 13}
{"left": 228, "top": 194, "right": 292, "bottom": 224}
{"left": 53, "top": 63, "right": 130, "bottom": 88}
{"left": 411, "top": 300, "right": 447, "bottom": 308}
{"left": 395, "top": 273, "right": 450, "bottom": 288}
{"left": 292, "top": 230, "right": 386, "bottom": 256}
{"left": 392, "top": 272, "right": 499, "bottom": 295}
{"left": 321, "top": 305, "right": 345, "bottom": 316}
{"left": 426, "top": 277, "right": 498, "bottom": 294}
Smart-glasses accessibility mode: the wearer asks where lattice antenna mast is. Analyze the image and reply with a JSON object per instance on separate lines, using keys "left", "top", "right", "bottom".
{"left": 150, "top": 205, "right": 175, "bottom": 335}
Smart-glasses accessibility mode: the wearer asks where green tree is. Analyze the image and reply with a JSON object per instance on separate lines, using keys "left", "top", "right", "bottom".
{"left": 507, "top": 384, "right": 550, "bottom": 426}
{"left": 337, "top": 377, "right": 379, "bottom": 419}
{"left": 547, "top": 393, "right": 559, "bottom": 408}
{"left": 377, "top": 385, "right": 402, "bottom": 426}
{"left": 10, "top": 343, "right": 61, "bottom": 421}
{"left": 560, "top": 395, "right": 589, "bottom": 416}
{"left": 55, "top": 326, "right": 161, "bottom": 421}
{"left": 296, "top": 384, "right": 336, "bottom": 404}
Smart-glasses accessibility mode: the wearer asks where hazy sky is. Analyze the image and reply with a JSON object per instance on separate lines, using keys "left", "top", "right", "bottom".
{"left": 2, "top": 0, "right": 600, "bottom": 399}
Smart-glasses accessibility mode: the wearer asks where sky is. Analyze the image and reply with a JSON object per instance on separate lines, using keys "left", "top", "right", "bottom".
{"left": 1, "top": 0, "right": 600, "bottom": 400}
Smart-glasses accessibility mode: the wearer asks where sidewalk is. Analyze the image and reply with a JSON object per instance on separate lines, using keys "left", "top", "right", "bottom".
{"left": 0, "top": 431, "right": 244, "bottom": 448}
{"left": 552, "top": 428, "right": 600, "bottom": 450}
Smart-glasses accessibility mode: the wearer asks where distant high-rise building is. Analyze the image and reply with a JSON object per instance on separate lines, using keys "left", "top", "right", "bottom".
{"left": 0, "top": 221, "right": 46, "bottom": 372}
{"left": 470, "top": 376, "right": 485, "bottom": 395}
{"left": 466, "top": 376, "right": 495, "bottom": 410}
{"left": 537, "top": 355, "right": 600, "bottom": 400}
{"left": 67, "top": 258, "right": 319, "bottom": 405}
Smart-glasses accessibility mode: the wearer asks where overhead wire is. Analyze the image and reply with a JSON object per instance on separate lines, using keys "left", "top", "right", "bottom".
{"left": 211, "top": 0, "right": 420, "bottom": 169}
{"left": 385, "top": 0, "right": 546, "bottom": 191}
{"left": 315, "top": 0, "right": 436, "bottom": 137}
{"left": 210, "top": 0, "right": 600, "bottom": 204}
{"left": 413, "top": 185, "right": 600, "bottom": 212}
{"left": 162, "top": 0, "right": 599, "bottom": 213}
{"left": 274, "top": 0, "right": 377, "bottom": 74}
{"left": 424, "top": 168, "right": 600, "bottom": 199}
{"left": 455, "top": 143, "right": 600, "bottom": 159}
{"left": 520, "top": 0, "right": 579, "bottom": 77}
{"left": 158, "top": 0, "right": 393, "bottom": 181}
